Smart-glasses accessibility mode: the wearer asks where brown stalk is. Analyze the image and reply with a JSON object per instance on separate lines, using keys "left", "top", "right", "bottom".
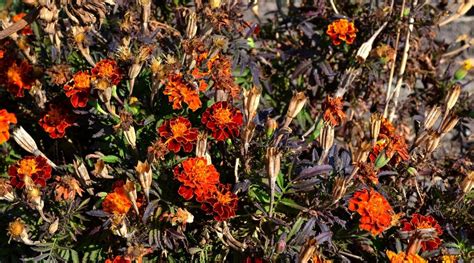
{"left": 0, "top": 8, "right": 39, "bottom": 40}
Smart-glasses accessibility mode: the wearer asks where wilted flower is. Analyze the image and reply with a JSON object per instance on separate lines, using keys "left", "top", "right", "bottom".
{"left": 322, "top": 96, "right": 345, "bottom": 126}
{"left": 0, "top": 178, "right": 15, "bottom": 202}
{"left": 8, "top": 156, "right": 52, "bottom": 188}
{"left": 147, "top": 138, "right": 169, "bottom": 162}
{"left": 348, "top": 188, "right": 393, "bottom": 235}
{"left": 357, "top": 162, "right": 379, "bottom": 185}
{"left": 7, "top": 218, "right": 32, "bottom": 244}
{"left": 39, "top": 104, "right": 74, "bottom": 139}
{"left": 163, "top": 73, "right": 202, "bottom": 111}
{"left": 201, "top": 184, "right": 238, "bottom": 221}
{"left": 173, "top": 157, "right": 220, "bottom": 202}
{"left": 46, "top": 64, "right": 71, "bottom": 86}
{"left": 103, "top": 182, "right": 133, "bottom": 215}
{"left": 91, "top": 59, "right": 122, "bottom": 90}
{"left": 158, "top": 116, "right": 198, "bottom": 153}
{"left": 385, "top": 250, "right": 427, "bottom": 263}
{"left": 54, "top": 175, "right": 84, "bottom": 201}
{"left": 0, "top": 109, "right": 17, "bottom": 145}
{"left": 326, "top": 19, "right": 357, "bottom": 45}
{"left": 207, "top": 55, "right": 240, "bottom": 98}
{"left": 64, "top": 71, "right": 91, "bottom": 108}
{"left": 162, "top": 208, "right": 194, "bottom": 226}
{"left": 201, "top": 101, "right": 243, "bottom": 141}
{"left": 401, "top": 213, "right": 443, "bottom": 252}
{"left": 5, "top": 60, "right": 34, "bottom": 97}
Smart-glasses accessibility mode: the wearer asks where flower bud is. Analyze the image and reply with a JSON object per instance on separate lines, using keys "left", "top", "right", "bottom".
{"left": 284, "top": 92, "right": 306, "bottom": 126}
{"left": 445, "top": 85, "right": 461, "bottom": 112}
{"left": 374, "top": 150, "right": 391, "bottom": 169}
{"left": 454, "top": 68, "right": 468, "bottom": 80}
{"left": 423, "top": 106, "right": 441, "bottom": 130}
{"left": 276, "top": 233, "right": 287, "bottom": 253}
{"left": 136, "top": 160, "right": 153, "bottom": 201}
{"left": 266, "top": 117, "right": 278, "bottom": 138}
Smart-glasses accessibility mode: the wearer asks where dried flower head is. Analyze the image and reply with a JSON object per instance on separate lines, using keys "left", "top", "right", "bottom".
{"left": 326, "top": 19, "right": 357, "bottom": 45}
{"left": 39, "top": 104, "right": 74, "bottom": 139}
{"left": 54, "top": 175, "right": 84, "bottom": 201}
{"left": 207, "top": 55, "right": 240, "bottom": 98}
{"left": 8, "top": 156, "right": 52, "bottom": 188}
{"left": 158, "top": 116, "right": 198, "bottom": 153}
{"left": 8, "top": 218, "right": 26, "bottom": 240}
{"left": 0, "top": 109, "right": 17, "bottom": 145}
{"left": 322, "top": 96, "right": 345, "bottom": 126}
{"left": 201, "top": 101, "right": 243, "bottom": 141}
{"left": 46, "top": 65, "right": 71, "bottom": 86}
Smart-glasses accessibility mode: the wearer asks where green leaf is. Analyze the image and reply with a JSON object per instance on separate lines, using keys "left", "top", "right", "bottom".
{"left": 100, "top": 155, "right": 121, "bottom": 163}
{"left": 71, "top": 249, "right": 80, "bottom": 263}
{"left": 287, "top": 217, "right": 305, "bottom": 241}
{"left": 276, "top": 172, "right": 285, "bottom": 191}
{"left": 279, "top": 198, "right": 306, "bottom": 210}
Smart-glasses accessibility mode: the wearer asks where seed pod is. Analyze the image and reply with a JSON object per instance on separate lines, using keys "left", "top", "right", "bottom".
{"left": 124, "top": 126, "right": 137, "bottom": 149}
{"left": 370, "top": 113, "right": 383, "bottom": 146}
{"left": 265, "top": 147, "right": 281, "bottom": 216}
{"left": 425, "top": 132, "right": 441, "bottom": 154}
{"left": 332, "top": 176, "right": 347, "bottom": 204}
{"left": 185, "top": 11, "right": 197, "bottom": 39}
{"left": 320, "top": 123, "right": 334, "bottom": 153}
{"left": 48, "top": 218, "right": 59, "bottom": 234}
{"left": 12, "top": 126, "right": 57, "bottom": 168}
{"left": 445, "top": 85, "right": 461, "bottom": 112}
{"left": 136, "top": 160, "right": 153, "bottom": 201}
{"left": 243, "top": 86, "right": 261, "bottom": 123}
{"left": 423, "top": 106, "right": 441, "bottom": 130}
{"left": 353, "top": 141, "right": 371, "bottom": 164}
{"left": 439, "top": 113, "right": 459, "bottom": 134}
{"left": 356, "top": 22, "right": 388, "bottom": 63}
{"left": 284, "top": 92, "right": 306, "bottom": 127}
{"left": 123, "top": 180, "right": 139, "bottom": 215}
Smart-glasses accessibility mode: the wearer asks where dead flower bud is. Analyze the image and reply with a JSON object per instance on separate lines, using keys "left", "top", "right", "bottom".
{"left": 243, "top": 86, "right": 261, "bottom": 123}
{"left": 92, "top": 159, "right": 113, "bottom": 179}
{"left": 48, "top": 218, "right": 59, "bottom": 234}
{"left": 136, "top": 160, "right": 153, "bottom": 201}
{"left": 439, "top": 113, "right": 459, "bottom": 134}
{"left": 8, "top": 218, "right": 35, "bottom": 245}
{"left": 284, "top": 92, "right": 307, "bottom": 127}
{"left": 242, "top": 122, "right": 256, "bottom": 154}
{"left": 424, "top": 106, "right": 441, "bottom": 130}
{"left": 124, "top": 180, "right": 140, "bottom": 215}
{"left": 370, "top": 113, "right": 383, "bottom": 146}
{"left": 73, "top": 159, "right": 94, "bottom": 195}
{"left": 461, "top": 171, "right": 474, "bottom": 194}
{"left": 445, "top": 85, "right": 461, "bottom": 112}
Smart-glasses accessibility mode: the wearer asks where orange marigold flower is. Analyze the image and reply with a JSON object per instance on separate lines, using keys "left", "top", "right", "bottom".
{"left": 201, "top": 184, "right": 238, "bottom": 221}
{"left": 39, "top": 104, "right": 74, "bottom": 139}
{"left": 6, "top": 60, "right": 34, "bottom": 97}
{"left": 401, "top": 213, "right": 443, "bottom": 252}
{"left": 322, "top": 96, "right": 345, "bottom": 126}
{"left": 386, "top": 250, "right": 427, "bottom": 263}
{"left": 8, "top": 156, "right": 52, "bottom": 188}
{"left": 369, "top": 135, "right": 409, "bottom": 164}
{"left": 0, "top": 109, "right": 17, "bottom": 145}
{"left": 173, "top": 157, "right": 220, "bottom": 202}
{"left": 201, "top": 101, "right": 243, "bottom": 141}
{"left": 158, "top": 116, "right": 198, "bottom": 153}
{"left": 163, "top": 73, "right": 202, "bottom": 111}
{"left": 91, "top": 59, "right": 122, "bottom": 90}
{"left": 326, "top": 19, "right": 357, "bottom": 45}
{"left": 64, "top": 71, "right": 91, "bottom": 108}
{"left": 348, "top": 188, "right": 393, "bottom": 236}
{"left": 207, "top": 55, "right": 240, "bottom": 98}
{"left": 54, "top": 175, "right": 84, "bottom": 201}
{"left": 102, "top": 183, "right": 132, "bottom": 215}
{"left": 12, "top": 13, "right": 33, "bottom": 36}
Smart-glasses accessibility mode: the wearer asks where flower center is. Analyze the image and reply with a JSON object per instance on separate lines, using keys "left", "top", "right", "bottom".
{"left": 17, "top": 159, "right": 38, "bottom": 177}
{"left": 8, "top": 220, "right": 24, "bottom": 237}
{"left": 214, "top": 108, "right": 232, "bottom": 125}
{"left": 171, "top": 122, "right": 188, "bottom": 137}
{"left": 416, "top": 221, "right": 433, "bottom": 229}
{"left": 74, "top": 72, "right": 91, "bottom": 89}
{"left": 98, "top": 63, "right": 115, "bottom": 78}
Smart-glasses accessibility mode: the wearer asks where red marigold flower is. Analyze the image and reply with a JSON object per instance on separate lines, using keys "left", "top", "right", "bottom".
{"left": 201, "top": 101, "right": 243, "bottom": 141}
{"left": 173, "top": 157, "right": 220, "bottom": 202}
{"left": 326, "top": 19, "right": 357, "bottom": 45}
{"left": 6, "top": 60, "right": 34, "bottom": 97}
{"left": 207, "top": 55, "right": 240, "bottom": 98}
{"left": 91, "top": 59, "right": 122, "bottom": 89}
{"left": 401, "top": 213, "right": 443, "bottom": 252}
{"left": 0, "top": 109, "right": 17, "bottom": 145}
{"left": 158, "top": 116, "right": 198, "bottom": 153}
{"left": 102, "top": 183, "right": 132, "bottom": 215}
{"left": 201, "top": 184, "right": 238, "bottom": 221}
{"left": 348, "top": 188, "right": 393, "bottom": 236}
{"left": 163, "top": 74, "right": 202, "bottom": 111}
{"left": 39, "top": 104, "right": 74, "bottom": 139}
{"left": 64, "top": 71, "right": 91, "bottom": 108}
{"left": 8, "top": 156, "right": 52, "bottom": 188}
{"left": 12, "top": 13, "right": 33, "bottom": 36}
{"left": 322, "top": 96, "right": 345, "bottom": 126}
{"left": 105, "top": 256, "right": 131, "bottom": 263}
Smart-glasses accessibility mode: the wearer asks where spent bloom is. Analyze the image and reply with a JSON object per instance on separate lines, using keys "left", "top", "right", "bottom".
{"left": 173, "top": 157, "right": 220, "bottom": 202}
{"left": 322, "top": 96, "right": 345, "bottom": 126}
{"left": 8, "top": 156, "right": 52, "bottom": 189}
{"left": 64, "top": 71, "right": 91, "bottom": 108}
{"left": 326, "top": 19, "right": 357, "bottom": 45}
{"left": 54, "top": 176, "right": 84, "bottom": 201}
{"left": 207, "top": 55, "right": 240, "bottom": 98}
{"left": 401, "top": 213, "right": 443, "bottom": 252}
{"left": 201, "top": 101, "right": 243, "bottom": 141}
{"left": 158, "top": 116, "right": 198, "bottom": 153}
{"left": 39, "top": 104, "right": 74, "bottom": 139}
{"left": 0, "top": 109, "right": 17, "bottom": 145}
{"left": 348, "top": 188, "right": 394, "bottom": 236}
{"left": 385, "top": 250, "right": 427, "bottom": 263}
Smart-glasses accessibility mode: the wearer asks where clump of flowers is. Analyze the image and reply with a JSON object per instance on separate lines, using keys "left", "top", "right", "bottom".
{"left": 8, "top": 156, "right": 52, "bottom": 188}
{"left": 326, "top": 19, "right": 357, "bottom": 45}
{"left": 39, "top": 105, "right": 74, "bottom": 139}
{"left": 322, "top": 96, "right": 345, "bottom": 126}
{"left": 201, "top": 101, "right": 243, "bottom": 141}
{"left": 385, "top": 250, "right": 427, "bottom": 263}
{"left": 64, "top": 71, "right": 91, "bottom": 108}
{"left": 401, "top": 213, "right": 443, "bottom": 252}
{"left": 0, "top": 109, "right": 17, "bottom": 144}
{"left": 163, "top": 74, "right": 202, "bottom": 111}
{"left": 102, "top": 182, "right": 133, "bottom": 215}
{"left": 91, "top": 59, "right": 122, "bottom": 90}
{"left": 158, "top": 117, "right": 198, "bottom": 153}
{"left": 348, "top": 188, "right": 393, "bottom": 235}
{"left": 5, "top": 60, "right": 34, "bottom": 97}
